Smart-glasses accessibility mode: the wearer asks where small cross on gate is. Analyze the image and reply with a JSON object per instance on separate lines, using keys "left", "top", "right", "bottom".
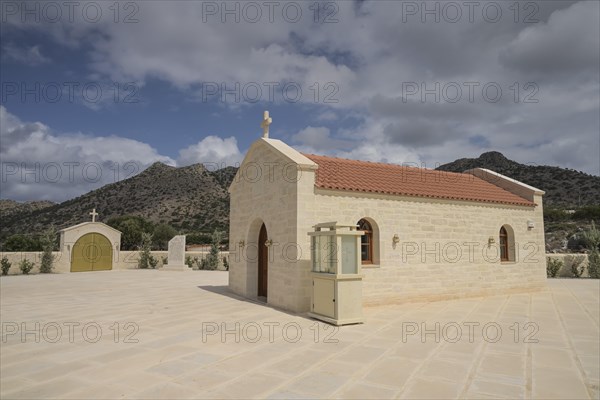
{"left": 89, "top": 208, "right": 98, "bottom": 222}
{"left": 261, "top": 110, "right": 272, "bottom": 138}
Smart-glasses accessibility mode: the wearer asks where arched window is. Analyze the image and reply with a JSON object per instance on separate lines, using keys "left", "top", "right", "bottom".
{"left": 499, "top": 226, "right": 509, "bottom": 262}
{"left": 358, "top": 219, "right": 373, "bottom": 264}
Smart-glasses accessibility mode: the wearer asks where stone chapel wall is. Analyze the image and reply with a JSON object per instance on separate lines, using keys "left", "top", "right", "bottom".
{"left": 296, "top": 186, "right": 546, "bottom": 308}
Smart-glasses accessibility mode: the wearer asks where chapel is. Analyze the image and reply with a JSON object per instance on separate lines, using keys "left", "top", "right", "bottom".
{"left": 228, "top": 112, "right": 546, "bottom": 314}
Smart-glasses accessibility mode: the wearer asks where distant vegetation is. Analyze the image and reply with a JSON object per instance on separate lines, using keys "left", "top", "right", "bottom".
{"left": 544, "top": 206, "right": 600, "bottom": 253}
{"left": 0, "top": 213, "right": 224, "bottom": 252}
{"left": 1, "top": 152, "right": 598, "bottom": 254}
{"left": 437, "top": 151, "right": 600, "bottom": 208}
{"left": 438, "top": 152, "right": 599, "bottom": 253}
{"left": 0, "top": 162, "right": 236, "bottom": 251}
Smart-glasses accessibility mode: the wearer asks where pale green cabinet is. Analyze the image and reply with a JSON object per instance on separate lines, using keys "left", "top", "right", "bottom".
{"left": 308, "top": 222, "right": 364, "bottom": 325}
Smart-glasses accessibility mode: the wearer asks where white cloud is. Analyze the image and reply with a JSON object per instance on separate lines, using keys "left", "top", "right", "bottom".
{"left": 2, "top": 44, "right": 50, "bottom": 66}
{"left": 316, "top": 110, "right": 338, "bottom": 122}
{"left": 2, "top": 1, "right": 598, "bottom": 175}
{"left": 500, "top": 1, "right": 600, "bottom": 76}
{"left": 0, "top": 106, "right": 175, "bottom": 202}
{"left": 177, "top": 135, "right": 243, "bottom": 167}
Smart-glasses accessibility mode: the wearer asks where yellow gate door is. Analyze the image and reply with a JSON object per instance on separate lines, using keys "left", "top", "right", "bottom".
{"left": 71, "top": 233, "right": 113, "bottom": 272}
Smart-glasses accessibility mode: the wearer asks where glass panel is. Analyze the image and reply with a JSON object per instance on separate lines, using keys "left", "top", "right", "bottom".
{"left": 312, "top": 235, "right": 335, "bottom": 273}
{"left": 361, "top": 233, "right": 371, "bottom": 262}
{"left": 312, "top": 236, "right": 319, "bottom": 272}
{"left": 325, "top": 235, "right": 336, "bottom": 273}
{"left": 341, "top": 236, "right": 357, "bottom": 274}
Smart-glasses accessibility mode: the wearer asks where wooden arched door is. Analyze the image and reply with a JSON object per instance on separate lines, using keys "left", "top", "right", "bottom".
{"left": 258, "top": 223, "right": 268, "bottom": 297}
{"left": 71, "top": 233, "right": 113, "bottom": 272}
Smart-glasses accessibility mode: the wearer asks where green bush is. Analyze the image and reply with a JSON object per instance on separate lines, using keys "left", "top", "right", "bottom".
{"left": 185, "top": 255, "right": 197, "bottom": 269}
{"left": 186, "top": 232, "right": 211, "bottom": 245}
{"left": 199, "top": 230, "right": 222, "bottom": 270}
{"left": 564, "top": 255, "right": 585, "bottom": 278}
{"left": 582, "top": 221, "right": 600, "bottom": 279}
{"left": 1, "top": 257, "right": 11, "bottom": 276}
{"left": 152, "top": 224, "right": 177, "bottom": 250}
{"left": 544, "top": 208, "right": 569, "bottom": 222}
{"left": 39, "top": 229, "right": 56, "bottom": 274}
{"left": 19, "top": 259, "right": 35, "bottom": 275}
{"left": 107, "top": 215, "right": 154, "bottom": 251}
{"left": 223, "top": 256, "right": 229, "bottom": 271}
{"left": 546, "top": 257, "right": 562, "bottom": 278}
{"left": 588, "top": 251, "right": 600, "bottom": 279}
{"left": 573, "top": 206, "right": 600, "bottom": 221}
{"left": 2, "top": 235, "right": 41, "bottom": 252}
{"left": 138, "top": 233, "right": 157, "bottom": 269}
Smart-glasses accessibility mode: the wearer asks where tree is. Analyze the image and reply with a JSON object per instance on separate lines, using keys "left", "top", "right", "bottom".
{"left": 152, "top": 224, "right": 177, "bottom": 250}
{"left": 137, "top": 232, "right": 157, "bottom": 269}
{"left": 107, "top": 216, "right": 154, "bottom": 250}
{"left": 582, "top": 221, "right": 600, "bottom": 279}
{"left": 186, "top": 232, "right": 211, "bottom": 245}
{"left": 2, "top": 235, "right": 40, "bottom": 252}
{"left": 201, "top": 230, "right": 222, "bottom": 270}
{"left": 39, "top": 228, "right": 56, "bottom": 273}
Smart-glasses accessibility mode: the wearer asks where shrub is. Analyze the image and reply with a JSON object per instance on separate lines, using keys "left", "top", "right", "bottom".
{"left": 588, "top": 251, "right": 600, "bottom": 279}
{"left": 582, "top": 221, "right": 600, "bottom": 279}
{"left": 546, "top": 257, "right": 562, "bottom": 278}
{"left": 39, "top": 229, "right": 56, "bottom": 274}
{"left": 185, "top": 255, "right": 197, "bottom": 269}
{"left": 19, "top": 259, "right": 35, "bottom": 275}
{"left": 573, "top": 206, "right": 600, "bottom": 221}
{"left": 544, "top": 208, "right": 569, "bottom": 222}
{"left": 223, "top": 256, "right": 229, "bottom": 271}
{"left": 138, "top": 233, "right": 157, "bottom": 269}
{"left": 203, "top": 230, "right": 222, "bottom": 270}
{"left": 565, "top": 255, "right": 585, "bottom": 278}
{"left": 1, "top": 257, "right": 11, "bottom": 276}
{"left": 2, "top": 235, "right": 41, "bottom": 252}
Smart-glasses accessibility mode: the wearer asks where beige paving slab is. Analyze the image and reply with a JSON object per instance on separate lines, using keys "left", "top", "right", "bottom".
{"left": 333, "top": 381, "right": 398, "bottom": 399}
{"left": 400, "top": 376, "right": 462, "bottom": 399}
{"left": 1, "top": 271, "right": 598, "bottom": 399}
{"left": 466, "top": 379, "right": 526, "bottom": 399}
{"left": 532, "top": 367, "right": 590, "bottom": 399}
{"left": 361, "top": 356, "right": 421, "bottom": 389}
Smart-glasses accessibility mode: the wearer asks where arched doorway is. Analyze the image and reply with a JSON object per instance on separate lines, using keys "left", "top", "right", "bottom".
{"left": 257, "top": 223, "right": 268, "bottom": 298}
{"left": 71, "top": 233, "right": 113, "bottom": 272}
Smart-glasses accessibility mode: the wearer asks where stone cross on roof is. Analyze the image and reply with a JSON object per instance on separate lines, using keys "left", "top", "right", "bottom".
{"left": 89, "top": 208, "right": 98, "bottom": 222}
{"left": 261, "top": 110, "right": 272, "bottom": 138}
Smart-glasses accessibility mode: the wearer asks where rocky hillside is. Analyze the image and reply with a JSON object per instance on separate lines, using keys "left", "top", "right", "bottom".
{"left": 436, "top": 152, "right": 600, "bottom": 207}
{"left": 0, "top": 163, "right": 237, "bottom": 240}
{"left": 2, "top": 152, "right": 598, "bottom": 253}
{"left": 0, "top": 200, "right": 56, "bottom": 218}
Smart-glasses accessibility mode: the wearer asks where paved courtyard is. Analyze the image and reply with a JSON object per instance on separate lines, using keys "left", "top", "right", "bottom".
{"left": 1, "top": 271, "right": 598, "bottom": 399}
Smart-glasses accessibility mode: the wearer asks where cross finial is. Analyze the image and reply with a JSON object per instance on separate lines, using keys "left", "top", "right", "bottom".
{"left": 89, "top": 208, "right": 98, "bottom": 222}
{"left": 261, "top": 110, "right": 272, "bottom": 138}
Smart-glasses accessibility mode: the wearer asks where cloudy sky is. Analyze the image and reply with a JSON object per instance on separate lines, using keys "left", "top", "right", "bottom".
{"left": 1, "top": 0, "right": 598, "bottom": 202}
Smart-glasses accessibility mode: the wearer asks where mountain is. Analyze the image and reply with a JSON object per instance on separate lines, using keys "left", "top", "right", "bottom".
{"left": 0, "top": 162, "right": 237, "bottom": 240}
{"left": 0, "top": 200, "right": 56, "bottom": 218}
{"left": 2, "top": 152, "right": 598, "bottom": 252}
{"left": 436, "top": 152, "right": 600, "bottom": 207}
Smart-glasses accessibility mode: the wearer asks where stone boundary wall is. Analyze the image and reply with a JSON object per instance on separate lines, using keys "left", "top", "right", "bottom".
{"left": 0, "top": 251, "right": 591, "bottom": 280}
{"left": 0, "top": 251, "right": 230, "bottom": 275}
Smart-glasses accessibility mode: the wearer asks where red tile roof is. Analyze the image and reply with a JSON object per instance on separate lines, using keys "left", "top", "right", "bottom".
{"left": 303, "top": 154, "right": 535, "bottom": 207}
